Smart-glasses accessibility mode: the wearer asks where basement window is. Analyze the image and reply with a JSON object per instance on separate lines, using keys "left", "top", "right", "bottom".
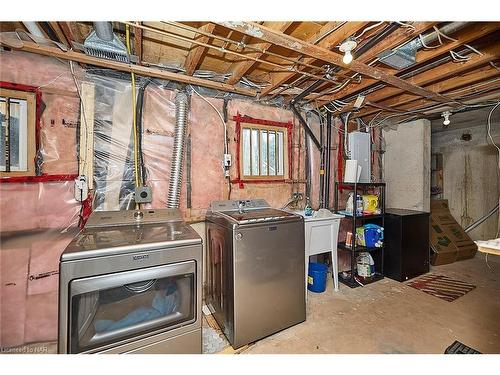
{"left": 0, "top": 87, "right": 37, "bottom": 177}
{"left": 240, "top": 124, "right": 287, "bottom": 179}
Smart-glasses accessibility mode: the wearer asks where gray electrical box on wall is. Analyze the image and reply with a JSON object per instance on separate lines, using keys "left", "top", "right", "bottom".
{"left": 348, "top": 131, "right": 371, "bottom": 183}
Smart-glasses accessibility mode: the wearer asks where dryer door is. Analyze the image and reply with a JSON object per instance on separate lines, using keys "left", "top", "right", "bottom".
{"left": 68, "top": 261, "right": 196, "bottom": 353}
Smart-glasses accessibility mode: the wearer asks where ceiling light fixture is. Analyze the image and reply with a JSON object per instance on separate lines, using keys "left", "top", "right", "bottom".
{"left": 339, "top": 38, "right": 357, "bottom": 65}
{"left": 442, "top": 111, "right": 451, "bottom": 126}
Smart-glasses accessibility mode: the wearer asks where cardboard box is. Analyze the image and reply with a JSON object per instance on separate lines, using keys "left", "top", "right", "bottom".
{"left": 430, "top": 217, "right": 458, "bottom": 265}
{"left": 430, "top": 199, "right": 477, "bottom": 265}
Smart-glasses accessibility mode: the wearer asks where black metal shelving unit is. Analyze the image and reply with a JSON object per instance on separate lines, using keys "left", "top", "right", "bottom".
{"left": 334, "top": 182, "right": 386, "bottom": 288}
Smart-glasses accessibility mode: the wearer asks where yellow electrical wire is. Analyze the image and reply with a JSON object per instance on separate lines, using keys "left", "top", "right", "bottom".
{"left": 126, "top": 24, "right": 141, "bottom": 208}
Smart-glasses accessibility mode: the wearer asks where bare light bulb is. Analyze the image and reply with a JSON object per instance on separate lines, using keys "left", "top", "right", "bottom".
{"left": 343, "top": 50, "right": 353, "bottom": 64}
{"left": 442, "top": 111, "right": 451, "bottom": 126}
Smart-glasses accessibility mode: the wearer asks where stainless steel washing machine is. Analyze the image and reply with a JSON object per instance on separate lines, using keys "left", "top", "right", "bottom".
{"left": 205, "top": 199, "right": 305, "bottom": 349}
{"left": 58, "top": 209, "right": 202, "bottom": 354}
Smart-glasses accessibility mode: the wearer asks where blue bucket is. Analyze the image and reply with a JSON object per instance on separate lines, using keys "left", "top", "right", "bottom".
{"left": 308, "top": 262, "right": 328, "bottom": 293}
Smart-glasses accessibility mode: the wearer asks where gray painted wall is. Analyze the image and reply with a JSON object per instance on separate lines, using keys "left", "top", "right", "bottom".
{"left": 383, "top": 119, "right": 431, "bottom": 212}
{"left": 431, "top": 107, "right": 500, "bottom": 241}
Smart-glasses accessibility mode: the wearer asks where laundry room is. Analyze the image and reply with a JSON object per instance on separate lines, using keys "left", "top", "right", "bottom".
{"left": 1, "top": 1, "right": 499, "bottom": 370}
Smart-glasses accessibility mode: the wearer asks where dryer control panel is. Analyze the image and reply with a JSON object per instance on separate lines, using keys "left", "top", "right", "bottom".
{"left": 85, "top": 208, "right": 184, "bottom": 228}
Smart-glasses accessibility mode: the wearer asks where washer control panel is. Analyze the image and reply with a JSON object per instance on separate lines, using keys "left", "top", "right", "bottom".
{"left": 210, "top": 199, "right": 270, "bottom": 212}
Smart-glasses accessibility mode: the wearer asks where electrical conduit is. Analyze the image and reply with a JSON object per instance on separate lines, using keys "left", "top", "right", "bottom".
{"left": 125, "top": 24, "right": 141, "bottom": 208}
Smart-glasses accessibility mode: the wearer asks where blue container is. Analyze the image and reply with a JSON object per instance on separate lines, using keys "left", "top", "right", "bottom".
{"left": 307, "top": 262, "right": 328, "bottom": 293}
{"left": 364, "top": 224, "right": 384, "bottom": 247}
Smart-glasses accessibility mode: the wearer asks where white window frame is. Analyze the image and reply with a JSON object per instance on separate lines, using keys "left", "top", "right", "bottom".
{"left": 0, "top": 88, "right": 37, "bottom": 177}
{"left": 239, "top": 123, "right": 288, "bottom": 180}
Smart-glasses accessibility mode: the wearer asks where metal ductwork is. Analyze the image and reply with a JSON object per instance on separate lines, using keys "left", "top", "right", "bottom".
{"left": 167, "top": 92, "right": 189, "bottom": 209}
{"left": 22, "top": 22, "right": 46, "bottom": 38}
{"left": 93, "top": 22, "right": 114, "bottom": 42}
{"left": 82, "top": 22, "right": 130, "bottom": 62}
{"left": 378, "top": 22, "right": 469, "bottom": 70}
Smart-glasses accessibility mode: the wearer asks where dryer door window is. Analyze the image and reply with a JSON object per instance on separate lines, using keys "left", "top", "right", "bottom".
{"left": 68, "top": 261, "right": 196, "bottom": 353}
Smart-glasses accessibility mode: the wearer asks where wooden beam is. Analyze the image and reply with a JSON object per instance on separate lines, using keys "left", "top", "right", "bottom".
{"left": 184, "top": 22, "right": 216, "bottom": 76}
{"left": 58, "top": 22, "right": 77, "bottom": 47}
{"left": 49, "top": 22, "right": 70, "bottom": 47}
{"left": 260, "top": 21, "right": 367, "bottom": 96}
{"left": 134, "top": 22, "right": 143, "bottom": 65}
{"left": 226, "top": 21, "right": 293, "bottom": 85}
{"left": 0, "top": 39, "right": 257, "bottom": 97}
{"left": 306, "top": 22, "right": 437, "bottom": 101}
{"left": 217, "top": 22, "right": 456, "bottom": 104}
{"left": 79, "top": 82, "right": 95, "bottom": 189}
{"left": 320, "top": 22, "right": 499, "bottom": 103}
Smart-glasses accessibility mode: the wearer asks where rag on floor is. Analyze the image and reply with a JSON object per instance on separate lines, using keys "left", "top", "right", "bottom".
{"left": 94, "top": 283, "right": 179, "bottom": 333}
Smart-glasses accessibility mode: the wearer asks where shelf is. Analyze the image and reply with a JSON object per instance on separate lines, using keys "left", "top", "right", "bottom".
{"left": 336, "top": 211, "right": 384, "bottom": 220}
{"left": 335, "top": 182, "right": 386, "bottom": 188}
{"left": 338, "top": 272, "right": 384, "bottom": 288}
{"left": 338, "top": 242, "right": 384, "bottom": 252}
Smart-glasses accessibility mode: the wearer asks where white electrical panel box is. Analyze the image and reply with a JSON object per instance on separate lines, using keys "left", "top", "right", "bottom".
{"left": 348, "top": 131, "right": 371, "bottom": 183}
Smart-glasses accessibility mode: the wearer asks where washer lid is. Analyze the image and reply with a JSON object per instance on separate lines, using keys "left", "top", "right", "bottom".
{"left": 61, "top": 221, "right": 201, "bottom": 261}
{"left": 217, "top": 208, "right": 301, "bottom": 224}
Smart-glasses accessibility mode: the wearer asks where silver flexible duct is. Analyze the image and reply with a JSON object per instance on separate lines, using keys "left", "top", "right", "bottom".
{"left": 167, "top": 92, "right": 189, "bottom": 208}
{"left": 93, "top": 22, "right": 114, "bottom": 42}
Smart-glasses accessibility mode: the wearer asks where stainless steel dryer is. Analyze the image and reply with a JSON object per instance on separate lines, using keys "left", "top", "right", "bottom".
{"left": 58, "top": 208, "right": 202, "bottom": 354}
{"left": 205, "top": 199, "right": 305, "bottom": 349}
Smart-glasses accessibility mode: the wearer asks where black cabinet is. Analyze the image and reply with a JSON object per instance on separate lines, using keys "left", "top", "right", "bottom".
{"left": 384, "top": 208, "right": 430, "bottom": 282}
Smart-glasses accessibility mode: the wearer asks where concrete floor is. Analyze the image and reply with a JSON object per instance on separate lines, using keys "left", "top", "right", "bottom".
{"left": 245, "top": 252, "right": 500, "bottom": 354}
{"left": 5, "top": 253, "right": 499, "bottom": 355}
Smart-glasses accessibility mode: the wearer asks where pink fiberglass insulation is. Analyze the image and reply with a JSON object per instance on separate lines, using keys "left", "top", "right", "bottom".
{"left": 189, "top": 94, "right": 226, "bottom": 216}
{"left": 0, "top": 51, "right": 79, "bottom": 91}
{"left": 24, "top": 291, "right": 59, "bottom": 344}
{"left": 0, "top": 247, "right": 30, "bottom": 347}
{"left": 27, "top": 233, "right": 76, "bottom": 296}
{"left": 0, "top": 182, "right": 80, "bottom": 232}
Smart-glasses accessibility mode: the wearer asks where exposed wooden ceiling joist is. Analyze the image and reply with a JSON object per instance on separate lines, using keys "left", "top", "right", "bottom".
{"left": 348, "top": 44, "right": 499, "bottom": 118}
{"left": 307, "top": 21, "right": 438, "bottom": 102}
{"left": 216, "top": 21, "right": 457, "bottom": 104}
{"left": 184, "top": 23, "right": 216, "bottom": 75}
{"left": 48, "top": 22, "right": 70, "bottom": 47}
{"left": 0, "top": 39, "right": 257, "bottom": 97}
{"left": 320, "top": 22, "right": 500, "bottom": 104}
{"left": 260, "top": 21, "right": 368, "bottom": 97}
{"left": 58, "top": 22, "right": 76, "bottom": 47}
{"left": 134, "top": 22, "right": 143, "bottom": 65}
{"left": 363, "top": 67, "right": 500, "bottom": 119}
{"left": 225, "top": 21, "right": 293, "bottom": 85}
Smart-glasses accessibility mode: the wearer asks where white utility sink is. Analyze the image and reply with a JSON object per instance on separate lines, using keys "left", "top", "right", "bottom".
{"left": 289, "top": 209, "right": 344, "bottom": 295}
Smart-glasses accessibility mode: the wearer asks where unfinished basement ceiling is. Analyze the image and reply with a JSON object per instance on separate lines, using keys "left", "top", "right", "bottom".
{"left": 1, "top": 21, "right": 499, "bottom": 125}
